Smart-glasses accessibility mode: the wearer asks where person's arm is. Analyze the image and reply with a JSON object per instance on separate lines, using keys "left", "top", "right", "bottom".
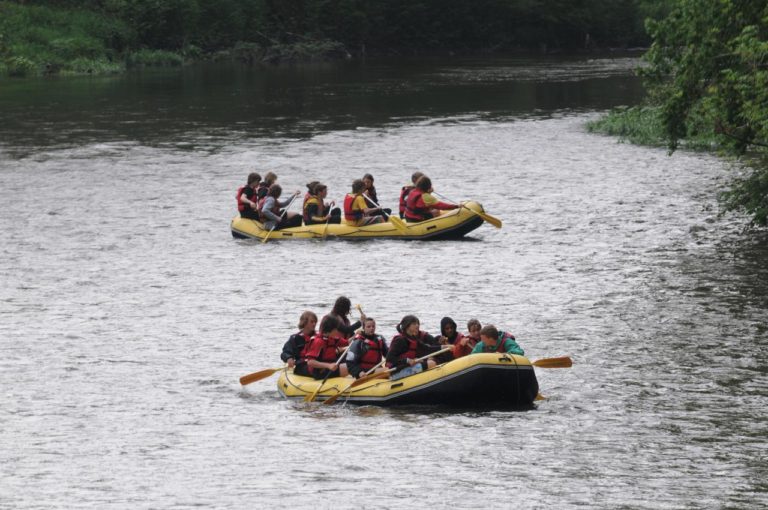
{"left": 261, "top": 197, "right": 281, "bottom": 222}
{"left": 502, "top": 338, "right": 524, "bottom": 356}
{"left": 240, "top": 188, "right": 259, "bottom": 209}
{"left": 423, "top": 193, "right": 457, "bottom": 210}
{"left": 345, "top": 340, "right": 364, "bottom": 378}
{"left": 280, "top": 335, "right": 299, "bottom": 364}
{"left": 307, "top": 202, "right": 326, "bottom": 222}
{"left": 385, "top": 337, "right": 409, "bottom": 369}
{"left": 355, "top": 195, "right": 380, "bottom": 215}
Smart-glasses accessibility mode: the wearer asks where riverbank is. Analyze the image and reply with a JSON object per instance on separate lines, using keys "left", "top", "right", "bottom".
{"left": 588, "top": 106, "right": 768, "bottom": 227}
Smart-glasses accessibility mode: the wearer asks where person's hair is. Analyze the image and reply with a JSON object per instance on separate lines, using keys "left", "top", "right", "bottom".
{"left": 363, "top": 317, "right": 375, "bottom": 326}
{"left": 480, "top": 325, "right": 499, "bottom": 340}
{"left": 268, "top": 183, "right": 282, "bottom": 198}
{"left": 363, "top": 173, "right": 374, "bottom": 183}
{"left": 331, "top": 296, "right": 351, "bottom": 316}
{"left": 297, "top": 310, "right": 317, "bottom": 329}
{"left": 351, "top": 179, "right": 365, "bottom": 194}
{"left": 247, "top": 172, "right": 261, "bottom": 185}
{"left": 314, "top": 183, "right": 327, "bottom": 194}
{"left": 306, "top": 181, "right": 320, "bottom": 194}
{"left": 415, "top": 175, "right": 432, "bottom": 192}
{"left": 397, "top": 315, "right": 420, "bottom": 334}
{"left": 467, "top": 319, "right": 482, "bottom": 331}
{"left": 411, "top": 171, "right": 424, "bottom": 184}
{"left": 320, "top": 315, "right": 341, "bottom": 334}
{"left": 264, "top": 171, "right": 278, "bottom": 185}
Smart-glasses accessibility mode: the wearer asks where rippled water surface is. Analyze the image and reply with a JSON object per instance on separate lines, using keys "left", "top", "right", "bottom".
{"left": 1, "top": 56, "right": 767, "bottom": 509}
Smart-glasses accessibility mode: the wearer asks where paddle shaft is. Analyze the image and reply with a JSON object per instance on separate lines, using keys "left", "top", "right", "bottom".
{"left": 362, "top": 194, "right": 409, "bottom": 232}
{"left": 304, "top": 344, "right": 351, "bottom": 402}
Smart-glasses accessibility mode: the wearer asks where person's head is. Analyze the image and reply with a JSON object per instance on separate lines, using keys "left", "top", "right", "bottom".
{"left": 268, "top": 183, "right": 282, "bottom": 198}
{"left": 363, "top": 317, "right": 376, "bottom": 335}
{"left": 362, "top": 173, "right": 374, "bottom": 189}
{"left": 440, "top": 317, "right": 458, "bottom": 338}
{"left": 479, "top": 325, "right": 499, "bottom": 346}
{"left": 467, "top": 319, "right": 482, "bottom": 338}
{"left": 314, "top": 183, "right": 328, "bottom": 198}
{"left": 306, "top": 181, "right": 320, "bottom": 195}
{"left": 247, "top": 172, "right": 261, "bottom": 186}
{"left": 351, "top": 179, "right": 365, "bottom": 194}
{"left": 298, "top": 311, "right": 318, "bottom": 331}
{"left": 264, "top": 171, "right": 278, "bottom": 185}
{"left": 411, "top": 171, "right": 424, "bottom": 185}
{"left": 331, "top": 296, "right": 352, "bottom": 316}
{"left": 398, "top": 315, "right": 420, "bottom": 337}
{"left": 319, "top": 315, "right": 342, "bottom": 337}
{"left": 415, "top": 175, "right": 432, "bottom": 192}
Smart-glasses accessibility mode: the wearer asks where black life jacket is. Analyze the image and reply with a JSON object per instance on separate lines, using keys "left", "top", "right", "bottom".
{"left": 303, "top": 195, "right": 324, "bottom": 224}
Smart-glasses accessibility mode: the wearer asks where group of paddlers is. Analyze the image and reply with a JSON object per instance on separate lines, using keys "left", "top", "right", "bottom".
{"left": 236, "top": 170, "right": 461, "bottom": 230}
{"left": 281, "top": 296, "right": 525, "bottom": 381}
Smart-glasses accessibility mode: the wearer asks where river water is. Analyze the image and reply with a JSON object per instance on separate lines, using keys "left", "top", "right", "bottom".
{"left": 1, "top": 56, "right": 766, "bottom": 509}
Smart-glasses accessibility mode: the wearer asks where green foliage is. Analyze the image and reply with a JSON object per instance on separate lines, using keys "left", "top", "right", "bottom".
{"left": 642, "top": 0, "right": 768, "bottom": 226}
{"left": 126, "top": 48, "right": 184, "bottom": 67}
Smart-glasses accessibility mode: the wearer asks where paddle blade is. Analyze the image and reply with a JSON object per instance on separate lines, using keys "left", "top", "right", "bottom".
{"left": 322, "top": 390, "right": 345, "bottom": 406}
{"left": 239, "top": 368, "right": 280, "bottom": 386}
{"left": 479, "top": 211, "right": 502, "bottom": 228}
{"left": 388, "top": 216, "right": 409, "bottom": 233}
{"left": 532, "top": 356, "right": 573, "bottom": 368}
{"left": 535, "top": 393, "right": 547, "bottom": 401}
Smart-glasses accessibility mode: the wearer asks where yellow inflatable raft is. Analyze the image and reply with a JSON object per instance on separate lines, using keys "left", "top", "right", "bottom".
{"left": 277, "top": 353, "right": 540, "bottom": 407}
{"left": 231, "top": 201, "right": 488, "bottom": 240}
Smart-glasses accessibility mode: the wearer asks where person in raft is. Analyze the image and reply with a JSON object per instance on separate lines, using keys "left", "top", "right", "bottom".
{"left": 280, "top": 310, "right": 317, "bottom": 377}
{"left": 259, "top": 184, "right": 302, "bottom": 230}
{"left": 303, "top": 182, "right": 341, "bottom": 225}
{"left": 385, "top": 315, "right": 445, "bottom": 380}
{"left": 403, "top": 175, "right": 459, "bottom": 223}
{"left": 362, "top": 173, "right": 391, "bottom": 216}
{"left": 398, "top": 171, "right": 424, "bottom": 219}
{"left": 322, "top": 296, "right": 364, "bottom": 340}
{"left": 257, "top": 171, "right": 277, "bottom": 200}
{"left": 346, "top": 317, "right": 389, "bottom": 379}
{"left": 236, "top": 172, "right": 262, "bottom": 220}
{"left": 305, "top": 315, "right": 350, "bottom": 379}
{"left": 344, "top": 179, "right": 386, "bottom": 226}
{"left": 452, "top": 318, "right": 482, "bottom": 358}
{"left": 470, "top": 325, "right": 524, "bottom": 355}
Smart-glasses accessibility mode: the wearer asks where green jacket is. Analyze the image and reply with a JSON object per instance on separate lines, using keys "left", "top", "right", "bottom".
{"left": 471, "top": 332, "right": 524, "bottom": 356}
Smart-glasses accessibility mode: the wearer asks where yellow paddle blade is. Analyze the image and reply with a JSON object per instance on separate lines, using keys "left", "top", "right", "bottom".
{"left": 535, "top": 393, "right": 547, "bottom": 401}
{"left": 239, "top": 367, "right": 281, "bottom": 386}
{"left": 532, "top": 356, "right": 573, "bottom": 368}
{"left": 388, "top": 215, "right": 409, "bottom": 233}
{"left": 478, "top": 211, "right": 502, "bottom": 228}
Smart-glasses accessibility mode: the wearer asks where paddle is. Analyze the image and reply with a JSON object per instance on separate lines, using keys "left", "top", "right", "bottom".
{"left": 433, "top": 192, "right": 502, "bottom": 229}
{"left": 239, "top": 366, "right": 288, "bottom": 386}
{"left": 362, "top": 194, "right": 409, "bottom": 233}
{"left": 303, "top": 344, "right": 352, "bottom": 403}
{"left": 262, "top": 193, "right": 299, "bottom": 244}
{"left": 531, "top": 356, "right": 573, "bottom": 368}
{"left": 322, "top": 347, "right": 454, "bottom": 405}
{"left": 322, "top": 359, "right": 385, "bottom": 406}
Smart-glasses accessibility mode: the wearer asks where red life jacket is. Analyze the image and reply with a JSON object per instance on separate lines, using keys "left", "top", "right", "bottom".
{"left": 297, "top": 332, "right": 312, "bottom": 360}
{"left": 355, "top": 334, "right": 387, "bottom": 370}
{"left": 405, "top": 189, "right": 432, "bottom": 221}
{"left": 307, "top": 333, "right": 346, "bottom": 368}
{"left": 236, "top": 185, "right": 247, "bottom": 212}
{"left": 398, "top": 185, "right": 414, "bottom": 216}
{"left": 343, "top": 194, "right": 363, "bottom": 222}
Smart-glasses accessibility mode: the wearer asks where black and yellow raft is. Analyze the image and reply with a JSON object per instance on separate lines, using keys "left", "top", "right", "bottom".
{"left": 277, "top": 353, "right": 540, "bottom": 407}
{"left": 231, "top": 201, "right": 488, "bottom": 241}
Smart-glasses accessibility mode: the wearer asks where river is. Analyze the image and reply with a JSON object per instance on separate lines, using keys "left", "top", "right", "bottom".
{"left": 1, "top": 55, "right": 766, "bottom": 509}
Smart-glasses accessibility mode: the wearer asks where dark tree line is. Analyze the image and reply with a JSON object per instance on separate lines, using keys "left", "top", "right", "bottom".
{"left": 15, "top": 0, "right": 668, "bottom": 54}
